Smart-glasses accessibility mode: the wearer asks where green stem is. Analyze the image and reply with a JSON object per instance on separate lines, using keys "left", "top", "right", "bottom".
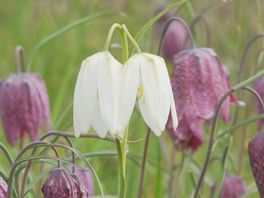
{"left": 121, "top": 25, "right": 141, "bottom": 53}
{"left": 103, "top": 23, "right": 122, "bottom": 51}
{"left": 116, "top": 139, "right": 126, "bottom": 198}
{"left": 130, "top": 0, "right": 189, "bottom": 54}
{"left": 137, "top": 127, "right": 151, "bottom": 198}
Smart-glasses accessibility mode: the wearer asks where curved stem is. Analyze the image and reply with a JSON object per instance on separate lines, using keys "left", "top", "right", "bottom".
{"left": 103, "top": 23, "right": 122, "bottom": 51}
{"left": 130, "top": 0, "right": 189, "bottom": 55}
{"left": 137, "top": 127, "right": 151, "bottom": 198}
{"left": 157, "top": 17, "right": 195, "bottom": 55}
{"left": 194, "top": 85, "right": 264, "bottom": 197}
{"left": 121, "top": 24, "right": 141, "bottom": 53}
{"left": 190, "top": 15, "right": 211, "bottom": 47}
{"left": 15, "top": 46, "right": 26, "bottom": 73}
{"left": 15, "top": 142, "right": 60, "bottom": 198}
{"left": 8, "top": 142, "right": 105, "bottom": 198}
{"left": 238, "top": 33, "right": 264, "bottom": 82}
{"left": 193, "top": 89, "right": 234, "bottom": 198}
{"left": 0, "top": 143, "right": 13, "bottom": 166}
{"left": 19, "top": 132, "right": 76, "bottom": 197}
{"left": 43, "top": 131, "right": 116, "bottom": 142}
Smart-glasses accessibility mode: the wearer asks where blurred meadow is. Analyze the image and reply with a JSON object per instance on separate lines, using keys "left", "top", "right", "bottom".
{"left": 1, "top": 0, "right": 264, "bottom": 197}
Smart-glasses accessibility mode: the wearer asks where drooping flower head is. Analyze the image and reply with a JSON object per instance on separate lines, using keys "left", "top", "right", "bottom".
{"left": 0, "top": 73, "right": 51, "bottom": 146}
{"left": 122, "top": 53, "right": 178, "bottom": 136}
{"left": 248, "top": 131, "right": 264, "bottom": 196}
{"left": 74, "top": 51, "right": 178, "bottom": 138}
{"left": 0, "top": 176, "right": 7, "bottom": 198}
{"left": 74, "top": 51, "right": 123, "bottom": 138}
{"left": 167, "top": 48, "right": 241, "bottom": 150}
{"left": 42, "top": 168, "right": 88, "bottom": 198}
{"left": 253, "top": 77, "right": 264, "bottom": 127}
{"left": 72, "top": 167, "right": 94, "bottom": 197}
{"left": 211, "top": 175, "right": 247, "bottom": 198}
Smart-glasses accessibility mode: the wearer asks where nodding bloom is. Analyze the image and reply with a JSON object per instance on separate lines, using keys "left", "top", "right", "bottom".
{"left": 161, "top": 19, "right": 192, "bottom": 60}
{"left": 0, "top": 73, "right": 51, "bottom": 146}
{"left": 248, "top": 131, "right": 264, "bottom": 197}
{"left": 73, "top": 51, "right": 123, "bottom": 138}
{"left": 72, "top": 167, "right": 94, "bottom": 197}
{"left": 167, "top": 48, "right": 242, "bottom": 150}
{"left": 74, "top": 52, "right": 178, "bottom": 137}
{"left": 0, "top": 176, "right": 7, "bottom": 198}
{"left": 253, "top": 77, "right": 264, "bottom": 127}
{"left": 42, "top": 168, "right": 88, "bottom": 198}
{"left": 122, "top": 53, "right": 178, "bottom": 136}
{"left": 211, "top": 175, "right": 247, "bottom": 198}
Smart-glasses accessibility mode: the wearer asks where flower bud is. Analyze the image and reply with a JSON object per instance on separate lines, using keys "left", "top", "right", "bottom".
{"left": 253, "top": 77, "right": 264, "bottom": 127}
{"left": 42, "top": 168, "right": 87, "bottom": 198}
{"left": 248, "top": 131, "right": 264, "bottom": 196}
{"left": 0, "top": 73, "right": 51, "bottom": 146}
{"left": 72, "top": 167, "right": 94, "bottom": 196}
{"left": 211, "top": 175, "right": 247, "bottom": 198}
{"left": 0, "top": 176, "right": 7, "bottom": 198}
{"left": 162, "top": 19, "right": 192, "bottom": 60}
{"left": 167, "top": 48, "right": 241, "bottom": 150}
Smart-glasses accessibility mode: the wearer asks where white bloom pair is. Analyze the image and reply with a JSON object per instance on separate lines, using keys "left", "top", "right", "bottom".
{"left": 73, "top": 51, "right": 178, "bottom": 138}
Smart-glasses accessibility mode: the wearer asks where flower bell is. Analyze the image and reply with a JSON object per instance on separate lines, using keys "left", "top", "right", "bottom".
{"left": 167, "top": 48, "right": 241, "bottom": 150}
{"left": 161, "top": 19, "right": 192, "bottom": 60}
{"left": 121, "top": 53, "right": 178, "bottom": 136}
{"left": 0, "top": 176, "right": 7, "bottom": 198}
{"left": 0, "top": 73, "right": 51, "bottom": 146}
{"left": 211, "top": 175, "right": 247, "bottom": 198}
{"left": 253, "top": 77, "right": 264, "bottom": 127}
{"left": 72, "top": 167, "right": 94, "bottom": 196}
{"left": 42, "top": 168, "right": 88, "bottom": 198}
{"left": 248, "top": 131, "right": 264, "bottom": 197}
{"left": 73, "top": 51, "right": 123, "bottom": 138}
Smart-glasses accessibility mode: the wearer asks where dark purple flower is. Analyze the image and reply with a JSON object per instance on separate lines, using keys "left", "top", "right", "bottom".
{"left": 253, "top": 77, "right": 264, "bottom": 127}
{"left": 162, "top": 19, "right": 192, "bottom": 60}
{"left": 0, "top": 176, "right": 7, "bottom": 198}
{"left": 211, "top": 175, "right": 247, "bottom": 198}
{"left": 0, "top": 73, "right": 51, "bottom": 146}
{"left": 167, "top": 48, "right": 242, "bottom": 150}
{"left": 73, "top": 167, "right": 94, "bottom": 196}
{"left": 248, "top": 131, "right": 264, "bottom": 197}
{"left": 42, "top": 168, "right": 88, "bottom": 198}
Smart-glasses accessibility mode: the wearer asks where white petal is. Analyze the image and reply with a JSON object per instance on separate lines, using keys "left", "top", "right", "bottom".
{"left": 73, "top": 53, "right": 101, "bottom": 137}
{"left": 137, "top": 54, "right": 163, "bottom": 135}
{"left": 119, "top": 56, "right": 140, "bottom": 133}
{"left": 91, "top": 99, "right": 109, "bottom": 138}
{"left": 97, "top": 52, "right": 123, "bottom": 134}
{"left": 145, "top": 53, "right": 171, "bottom": 130}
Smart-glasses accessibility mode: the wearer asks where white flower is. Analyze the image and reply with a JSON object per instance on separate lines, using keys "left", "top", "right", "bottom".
{"left": 73, "top": 51, "right": 123, "bottom": 138}
{"left": 119, "top": 53, "right": 178, "bottom": 136}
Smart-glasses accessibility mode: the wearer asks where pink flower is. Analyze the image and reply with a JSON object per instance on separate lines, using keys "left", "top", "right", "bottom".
{"left": 248, "top": 131, "right": 264, "bottom": 197}
{"left": 211, "top": 175, "right": 247, "bottom": 198}
{"left": 0, "top": 176, "right": 7, "bottom": 198}
{"left": 167, "top": 48, "right": 241, "bottom": 150}
{"left": 253, "top": 77, "right": 264, "bottom": 127}
{"left": 42, "top": 168, "right": 88, "bottom": 198}
{"left": 0, "top": 73, "right": 51, "bottom": 146}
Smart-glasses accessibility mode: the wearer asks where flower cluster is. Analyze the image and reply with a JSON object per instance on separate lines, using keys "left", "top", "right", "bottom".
{"left": 73, "top": 51, "right": 178, "bottom": 138}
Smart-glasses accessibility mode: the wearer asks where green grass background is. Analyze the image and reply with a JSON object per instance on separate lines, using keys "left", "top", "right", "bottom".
{"left": 0, "top": 0, "right": 264, "bottom": 197}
